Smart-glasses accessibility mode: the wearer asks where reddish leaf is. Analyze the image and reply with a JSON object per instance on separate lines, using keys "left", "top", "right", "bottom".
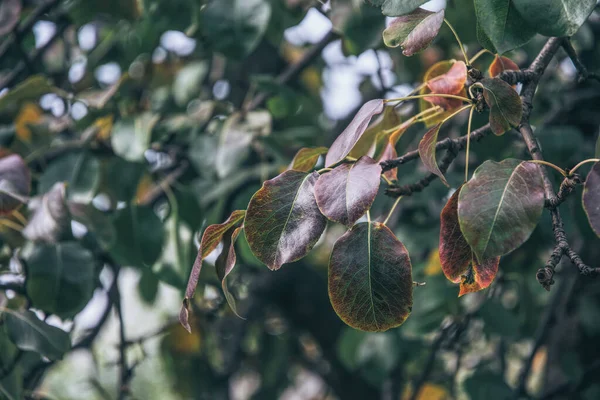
{"left": 583, "top": 162, "right": 600, "bottom": 238}
{"left": 480, "top": 78, "right": 522, "bottom": 135}
{"left": 289, "top": 147, "right": 328, "bottom": 172}
{"left": 244, "top": 170, "right": 326, "bottom": 270}
{"left": 458, "top": 159, "right": 545, "bottom": 262}
{"left": 419, "top": 61, "right": 468, "bottom": 126}
{"left": 0, "top": 154, "right": 30, "bottom": 215}
{"left": 315, "top": 156, "right": 382, "bottom": 227}
{"left": 215, "top": 226, "right": 244, "bottom": 318}
{"left": 488, "top": 55, "right": 519, "bottom": 78}
{"left": 440, "top": 186, "right": 500, "bottom": 296}
{"left": 383, "top": 8, "right": 445, "bottom": 56}
{"left": 378, "top": 142, "right": 398, "bottom": 181}
{"left": 326, "top": 99, "right": 384, "bottom": 167}
{"left": 180, "top": 210, "right": 245, "bottom": 332}
{"left": 349, "top": 106, "right": 401, "bottom": 159}
{"left": 329, "top": 222, "right": 413, "bottom": 332}
{"left": 424, "top": 61, "right": 467, "bottom": 110}
{"left": 418, "top": 123, "right": 449, "bottom": 186}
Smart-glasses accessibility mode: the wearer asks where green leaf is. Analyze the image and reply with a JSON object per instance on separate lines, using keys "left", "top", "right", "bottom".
{"left": 110, "top": 205, "right": 165, "bottom": 268}
{"left": 480, "top": 78, "right": 522, "bottom": 135}
{"left": 478, "top": 301, "right": 519, "bottom": 337}
{"left": 138, "top": 269, "right": 160, "bottom": 305}
{"left": 315, "top": 156, "right": 381, "bottom": 227}
{"left": 180, "top": 210, "right": 245, "bottom": 332}
{"left": 380, "top": 0, "right": 429, "bottom": 17}
{"left": 383, "top": 8, "right": 445, "bottom": 56}
{"left": 3, "top": 310, "right": 71, "bottom": 360}
{"left": 440, "top": 186, "right": 500, "bottom": 296}
{"left": 339, "top": 3, "right": 386, "bottom": 56}
{"left": 0, "top": 76, "right": 62, "bottom": 110}
{"left": 458, "top": 159, "right": 545, "bottom": 262}
{"left": 418, "top": 123, "right": 449, "bottom": 186}
{"left": 582, "top": 162, "right": 600, "bottom": 238}
{"left": 595, "top": 132, "right": 600, "bottom": 158}
{"left": 216, "top": 226, "right": 244, "bottom": 318}
{"left": 38, "top": 152, "right": 101, "bottom": 203}
{"left": 329, "top": 222, "right": 413, "bottom": 332}
{"left": 477, "top": 20, "right": 497, "bottom": 53}
{"left": 512, "top": 0, "right": 595, "bottom": 37}
{"left": 23, "top": 182, "right": 70, "bottom": 243}
{"left": 464, "top": 371, "right": 512, "bottom": 400}
{"left": 25, "top": 242, "right": 96, "bottom": 318}
{"left": 200, "top": 0, "right": 272, "bottom": 58}
{"left": 244, "top": 171, "right": 327, "bottom": 270}
{"left": 474, "top": 0, "right": 536, "bottom": 54}
{"left": 289, "top": 147, "right": 328, "bottom": 172}
{"left": 102, "top": 157, "right": 145, "bottom": 202}
{"left": 172, "top": 61, "right": 209, "bottom": 107}
{"left": 0, "top": 0, "right": 21, "bottom": 36}
{"left": 326, "top": 99, "right": 384, "bottom": 167}
{"left": 0, "top": 154, "right": 30, "bottom": 215}
{"left": 111, "top": 113, "right": 159, "bottom": 162}
{"left": 68, "top": 202, "right": 116, "bottom": 250}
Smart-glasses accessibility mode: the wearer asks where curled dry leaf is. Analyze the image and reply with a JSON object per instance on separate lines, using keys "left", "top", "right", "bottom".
{"left": 244, "top": 170, "right": 326, "bottom": 270}
{"left": 458, "top": 159, "right": 545, "bottom": 262}
{"left": 440, "top": 185, "right": 500, "bottom": 296}
{"left": 582, "top": 162, "right": 600, "bottom": 238}
{"left": 0, "top": 154, "right": 30, "bottom": 215}
{"left": 180, "top": 210, "right": 246, "bottom": 333}
{"left": 215, "top": 226, "right": 244, "bottom": 318}
{"left": 315, "top": 156, "right": 382, "bottom": 227}
{"left": 329, "top": 222, "right": 413, "bottom": 332}
{"left": 383, "top": 8, "right": 445, "bottom": 56}
{"left": 418, "top": 123, "right": 449, "bottom": 187}
{"left": 480, "top": 77, "right": 522, "bottom": 135}
{"left": 289, "top": 147, "right": 328, "bottom": 172}
{"left": 326, "top": 99, "right": 384, "bottom": 167}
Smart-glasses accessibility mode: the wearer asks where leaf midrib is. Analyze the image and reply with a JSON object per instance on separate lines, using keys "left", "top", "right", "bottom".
{"left": 275, "top": 173, "right": 311, "bottom": 265}
{"left": 3, "top": 309, "right": 66, "bottom": 357}
{"left": 366, "top": 222, "right": 380, "bottom": 330}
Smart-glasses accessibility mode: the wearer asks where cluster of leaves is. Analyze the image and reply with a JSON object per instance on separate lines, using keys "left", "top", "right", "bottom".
{"left": 181, "top": 1, "right": 600, "bottom": 333}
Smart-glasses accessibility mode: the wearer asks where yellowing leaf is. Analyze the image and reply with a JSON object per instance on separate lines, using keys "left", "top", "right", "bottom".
{"left": 94, "top": 115, "right": 114, "bottom": 140}
{"left": 168, "top": 322, "right": 202, "bottom": 353}
{"left": 15, "top": 103, "right": 43, "bottom": 142}
{"left": 424, "top": 248, "right": 442, "bottom": 276}
{"left": 403, "top": 383, "right": 450, "bottom": 400}
{"left": 134, "top": 174, "right": 154, "bottom": 205}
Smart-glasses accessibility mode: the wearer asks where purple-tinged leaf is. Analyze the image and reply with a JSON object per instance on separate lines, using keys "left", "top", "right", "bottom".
{"left": 325, "top": 99, "right": 384, "bottom": 167}
{"left": 349, "top": 105, "right": 401, "bottom": 159}
{"left": 583, "top": 162, "right": 600, "bottom": 238}
{"left": 23, "top": 183, "right": 70, "bottom": 243}
{"left": 329, "top": 222, "right": 413, "bottom": 332}
{"left": 289, "top": 147, "right": 328, "bottom": 172}
{"left": 458, "top": 159, "right": 545, "bottom": 262}
{"left": 180, "top": 210, "right": 245, "bottom": 333}
{"left": 480, "top": 78, "right": 522, "bottom": 135}
{"left": 215, "top": 226, "right": 244, "bottom": 318}
{"left": 488, "top": 55, "right": 519, "bottom": 78}
{"left": 244, "top": 170, "right": 327, "bottom": 270}
{"left": 418, "top": 123, "right": 449, "bottom": 186}
{"left": 0, "top": 154, "right": 30, "bottom": 214}
{"left": 383, "top": 8, "right": 445, "bottom": 56}
{"left": 0, "top": 0, "right": 21, "bottom": 36}
{"left": 315, "top": 156, "right": 382, "bottom": 227}
{"left": 440, "top": 186, "right": 500, "bottom": 296}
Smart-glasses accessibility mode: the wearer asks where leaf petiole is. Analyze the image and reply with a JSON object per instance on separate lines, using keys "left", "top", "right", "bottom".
{"left": 569, "top": 159, "right": 600, "bottom": 175}
{"left": 526, "top": 160, "right": 567, "bottom": 177}
{"left": 384, "top": 93, "right": 472, "bottom": 105}
{"left": 469, "top": 48, "right": 494, "bottom": 64}
{"left": 383, "top": 196, "right": 402, "bottom": 226}
{"left": 444, "top": 19, "right": 470, "bottom": 65}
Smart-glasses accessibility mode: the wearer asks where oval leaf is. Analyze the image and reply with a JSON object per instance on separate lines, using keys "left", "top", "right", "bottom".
{"left": 38, "top": 152, "right": 101, "bottom": 203}
{"left": 180, "top": 210, "right": 245, "bottom": 332}
{"left": 480, "top": 78, "right": 522, "bottom": 135}
{"left": 440, "top": 186, "right": 500, "bottom": 296}
{"left": 418, "top": 123, "right": 449, "bottom": 186}
{"left": 349, "top": 106, "right": 401, "bottom": 159}
{"left": 383, "top": 8, "right": 445, "bottom": 56}
{"left": 23, "top": 182, "right": 70, "bottom": 243}
{"left": 315, "top": 156, "right": 382, "bottom": 227}
{"left": 0, "top": 154, "right": 30, "bottom": 215}
{"left": 474, "top": 0, "right": 536, "bottom": 54}
{"left": 380, "top": 0, "right": 429, "bottom": 16}
{"left": 512, "top": 0, "right": 595, "bottom": 37}
{"left": 424, "top": 61, "right": 467, "bottom": 110}
{"left": 488, "top": 55, "right": 519, "bottom": 78}
{"left": 326, "top": 99, "right": 384, "bottom": 167}
{"left": 289, "top": 147, "right": 328, "bottom": 172}
{"left": 245, "top": 170, "right": 327, "bottom": 270}
{"left": 458, "top": 159, "right": 545, "bottom": 262}
{"left": 583, "top": 162, "right": 600, "bottom": 238}
{"left": 329, "top": 222, "right": 413, "bottom": 332}
{"left": 3, "top": 310, "right": 71, "bottom": 361}
{"left": 25, "top": 242, "right": 96, "bottom": 318}
{"left": 419, "top": 60, "right": 467, "bottom": 126}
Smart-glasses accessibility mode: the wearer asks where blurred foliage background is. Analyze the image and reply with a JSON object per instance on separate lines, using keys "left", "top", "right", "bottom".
{"left": 0, "top": 0, "right": 600, "bottom": 399}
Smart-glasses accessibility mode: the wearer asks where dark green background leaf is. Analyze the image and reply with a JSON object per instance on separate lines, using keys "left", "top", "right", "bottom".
{"left": 512, "top": 0, "right": 595, "bottom": 37}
